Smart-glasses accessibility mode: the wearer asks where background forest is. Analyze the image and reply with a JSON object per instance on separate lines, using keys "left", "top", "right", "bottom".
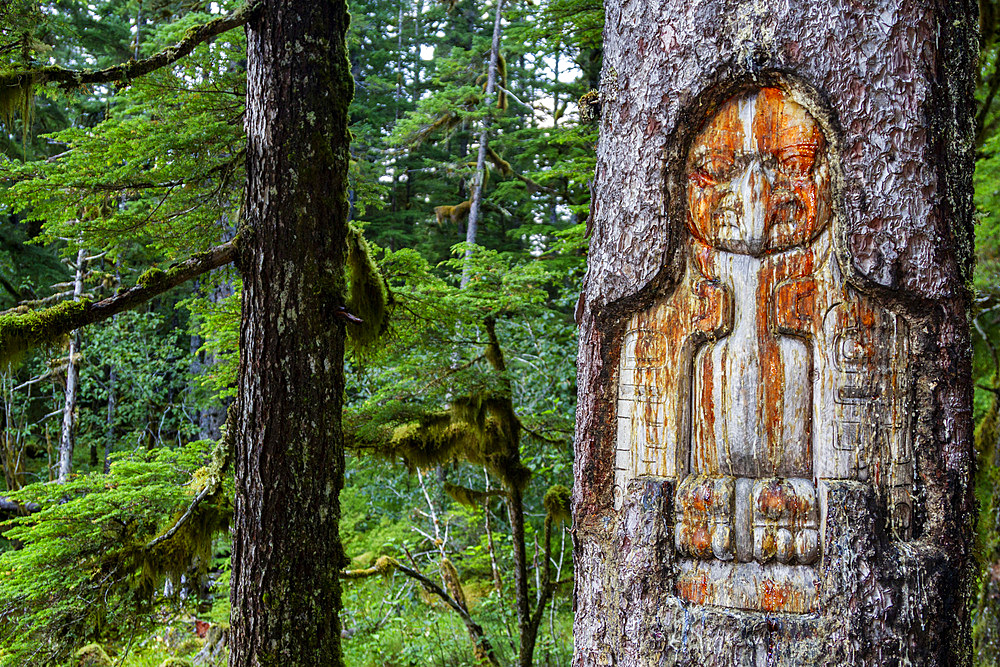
{"left": 0, "top": 0, "right": 994, "bottom": 666}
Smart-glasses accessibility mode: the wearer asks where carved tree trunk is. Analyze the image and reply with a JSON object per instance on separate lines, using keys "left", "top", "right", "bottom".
{"left": 573, "top": 1, "right": 977, "bottom": 665}
{"left": 229, "top": 0, "right": 352, "bottom": 664}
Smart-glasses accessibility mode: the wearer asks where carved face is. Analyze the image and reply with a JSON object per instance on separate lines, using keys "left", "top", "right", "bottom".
{"left": 686, "top": 87, "right": 832, "bottom": 256}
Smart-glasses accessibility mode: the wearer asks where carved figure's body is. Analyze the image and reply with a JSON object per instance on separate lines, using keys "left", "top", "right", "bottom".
{"left": 615, "top": 88, "right": 912, "bottom": 613}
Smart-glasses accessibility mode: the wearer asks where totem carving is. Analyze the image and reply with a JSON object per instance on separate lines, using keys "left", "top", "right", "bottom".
{"left": 615, "top": 87, "right": 912, "bottom": 614}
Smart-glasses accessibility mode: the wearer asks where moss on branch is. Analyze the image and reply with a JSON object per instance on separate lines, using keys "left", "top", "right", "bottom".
{"left": 345, "top": 224, "right": 392, "bottom": 351}
{"left": 0, "top": 1, "right": 261, "bottom": 92}
{"left": 0, "top": 241, "right": 236, "bottom": 366}
{"left": 0, "top": 298, "right": 90, "bottom": 367}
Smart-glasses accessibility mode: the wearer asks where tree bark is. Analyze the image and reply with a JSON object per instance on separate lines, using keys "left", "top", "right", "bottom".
{"left": 229, "top": 0, "right": 352, "bottom": 664}
{"left": 573, "top": 1, "right": 977, "bottom": 665}
{"left": 57, "top": 247, "right": 86, "bottom": 483}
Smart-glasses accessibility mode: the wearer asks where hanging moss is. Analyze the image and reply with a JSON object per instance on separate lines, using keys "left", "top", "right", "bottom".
{"left": 341, "top": 554, "right": 399, "bottom": 579}
{"left": 444, "top": 481, "right": 504, "bottom": 507}
{"left": 496, "top": 53, "right": 508, "bottom": 111}
{"left": 486, "top": 147, "right": 513, "bottom": 177}
{"left": 378, "top": 391, "right": 530, "bottom": 492}
{"left": 408, "top": 110, "right": 461, "bottom": 145}
{"left": 0, "top": 298, "right": 91, "bottom": 367}
{"left": 434, "top": 200, "right": 472, "bottom": 226}
{"left": 141, "top": 410, "right": 235, "bottom": 589}
{"left": 440, "top": 558, "right": 468, "bottom": 610}
{"left": 345, "top": 223, "right": 392, "bottom": 352}
{"left": 543, "top": 485, "right": 572, "bottom": 524}
{"left": 0, "top": 72, "right": 35, "bottom": 144}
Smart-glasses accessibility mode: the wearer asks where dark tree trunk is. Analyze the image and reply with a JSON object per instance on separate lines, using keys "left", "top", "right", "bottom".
{"left": 229, "top": 0, "right": 352, "bottom": 664}
{"left": 573, "top": 1, "right": 977, "bottom": 666}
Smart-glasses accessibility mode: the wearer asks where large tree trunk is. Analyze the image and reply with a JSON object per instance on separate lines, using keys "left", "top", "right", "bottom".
{"left": 229, "top": 0, "right": 352, "bottom": 664}
{"left": 573, "top": 2, "right": 977, "bottom": 665}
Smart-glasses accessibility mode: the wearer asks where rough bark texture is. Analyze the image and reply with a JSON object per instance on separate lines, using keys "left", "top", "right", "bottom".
{"left": 573, "top": 1, "right": 977, "bottom": 665}
{"left": 229, "top": 0, "right": 352, "bottom": 664}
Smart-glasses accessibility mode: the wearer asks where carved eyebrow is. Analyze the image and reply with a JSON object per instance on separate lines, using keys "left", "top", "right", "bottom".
{"left": 776, "top": 142, "right": 819, "bottom": 154}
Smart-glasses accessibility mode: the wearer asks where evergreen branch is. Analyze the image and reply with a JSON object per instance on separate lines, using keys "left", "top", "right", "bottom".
{"left": 147, "top": 406, "right": 234, "bottom": 550}
{"left": 144, "top": 484, "right": 215, "bottom": 550}
{"left": 493, "top": 84, "right": 534, "bottom": 113}
{"left": 520, "top": 422, "right": 565, "bottom": 445}
{"left": 0, "top": 1, "right": 262, "bottom": 90}
{"left": 342, "top": 557, "right": 470, "bottom": 623}
{"left": 0, "top": 240, "right": 236, "bottom": 365}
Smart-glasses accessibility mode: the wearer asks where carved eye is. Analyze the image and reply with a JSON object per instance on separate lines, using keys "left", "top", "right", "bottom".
{"left": 690, "top": 154, "right": 733, "bottom": 185}
{"left": 777, "top": 146, "right": 817, "bottom": 177}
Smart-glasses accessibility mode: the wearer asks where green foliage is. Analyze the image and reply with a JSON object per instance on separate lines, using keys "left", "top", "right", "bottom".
{"left": 78, "top": 310, "right": 199, "bottom": 458}
{"left": 0, "top": 15, "right": 246, "bottom": 261}
{"left": 0, "top": 0, "right": 594, "bottom": 663}
{"left": 0, "top": 440, "right": 233, "bottom": 665}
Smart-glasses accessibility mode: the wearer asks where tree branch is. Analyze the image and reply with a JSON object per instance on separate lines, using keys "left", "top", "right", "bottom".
{"left": 0, "top": 496, "right": 39, "bottom": 514}
{"left": 341, "top": 556, "right": 500, "bottom": 665}
{"left": 147, "top": 406, "right": 234, "bottom": 550}
{"left": 0, "top": 240, "right": 236, "bottom": 365}
{"left": 1, "top": 2, "right": 261, "bottom": 90}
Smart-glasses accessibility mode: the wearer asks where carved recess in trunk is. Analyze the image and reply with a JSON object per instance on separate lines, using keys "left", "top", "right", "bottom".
{"left": 614, "top": 87, "right": 912, "bottom": 614}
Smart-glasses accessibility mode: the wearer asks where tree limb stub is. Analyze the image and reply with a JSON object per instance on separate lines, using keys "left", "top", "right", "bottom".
{"left": 0, "top": 241, "right": 236, "bottom": 366}
{"left": 1, "top": 1, "right": 262, "bottom": 91}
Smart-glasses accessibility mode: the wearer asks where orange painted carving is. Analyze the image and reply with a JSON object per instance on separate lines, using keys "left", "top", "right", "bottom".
{"left": 615, "top": 86, "right": 912, "bottom": 614}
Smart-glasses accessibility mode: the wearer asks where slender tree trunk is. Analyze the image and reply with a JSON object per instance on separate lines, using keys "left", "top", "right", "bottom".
{"left": 229, "top": 0, "right": 352, "bottom": 664}
{"left": 484, "top": 472, "right": 503, "bottom": 595}
{"left": 57, "top": 247, "right": 87, "bottom": 484}
{"left": 573, "top": 1, "right": 977, "bottom": 665}
{"left": 460, "top": 0, "right": 504, "bottom": 288}
{"left": 103, "top": 363, "right": 114, "bottom": 474}
{"left": 504, "top": 486, "right": 532, "bottom": 667}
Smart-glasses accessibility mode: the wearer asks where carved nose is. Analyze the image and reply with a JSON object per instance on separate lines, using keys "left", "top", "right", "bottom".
{"left": 737, "top": 160, "right": 772, "bottom": 253}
